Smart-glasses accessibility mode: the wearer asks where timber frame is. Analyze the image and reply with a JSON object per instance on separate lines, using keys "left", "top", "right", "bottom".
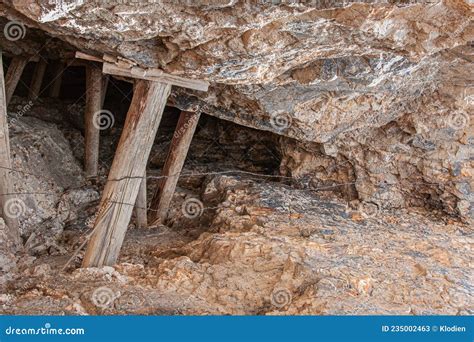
{"left": 0, "top": 49, "right": 207, "bottom": 266}
{"left": 75, "top": 52, "right": 208, "bottom": 267}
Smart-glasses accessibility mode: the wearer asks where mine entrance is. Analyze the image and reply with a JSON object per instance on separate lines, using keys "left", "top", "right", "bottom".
{"left": 1, "top": 50, "right": 281, "bottom": 268}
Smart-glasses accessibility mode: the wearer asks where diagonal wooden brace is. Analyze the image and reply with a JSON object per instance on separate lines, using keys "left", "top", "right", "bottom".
{"left": 28, "top": 59, "right": 47, "bottom": 101}
{"left": 82, "top": 80, "right": 171, "bottom": 267}
{"left": 5, "top": 56, "right": 28, "bottom": 106}
{"left": 149, "top": 111, "right": 201, "bottom": 225}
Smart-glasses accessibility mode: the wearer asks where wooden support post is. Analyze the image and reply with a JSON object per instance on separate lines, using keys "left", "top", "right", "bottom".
{"left": 84, "top": 64, "right": 103, "bottom": 180}
{"left": 101, "top": 75, "right": 109, "bottom": 108}
{"left": 4, "top": 56, "right": 28, "bottom": 106}
{"left": 134, "top": 175, "right": 147, "bottom": 228}
{"left": 0, "top": 52, "right": 21, "bottom": 245}
{"left": 49, "top": 61, "right": 64, "bottom": 98}
{"left": 82, "top": 80, "right": 171, "bottom": 267}
{"left": 149, "top": 111, "right": 201, "bottom": 225}
{"left": 28, "top": 59, "right": 47, "bottom": 101}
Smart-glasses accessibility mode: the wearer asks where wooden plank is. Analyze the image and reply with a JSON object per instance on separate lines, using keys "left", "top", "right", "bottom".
{"left": 102, "top": 62, "right": 209, "bottom": 92}
{"left": 48, "top": 61, "right": 64, "bottom": 98}
{"left": 79, "top": 52, "right": 208, "bottom": 91}
{"left": 84, "top": 64, "right": 103, "bottom": 180}
{"left": 82, "top": 80, "right": 171, "bottom": 267}
{"left": 149, "top": 111, "right": 201, "bottom": 224}
{"left": 103, "top": 54, "right": 117, "bottom": 63}
{"left": 4, "top": 56, "right": 28, "bottom": 106}
{"left": 75, "top": 51, "right": 103, "bottom": 63}
{"left": 0, "top": 52, "right": 21, "bottom": 246}
{"left": 134, "top": 175, "right": 147, "bottom": 228}
{"left": 28, "top": 59, "right": 48, "bottom": 101}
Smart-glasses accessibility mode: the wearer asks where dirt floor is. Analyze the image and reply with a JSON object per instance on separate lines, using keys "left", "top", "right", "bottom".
{"left": 0, "top": 96, "right": 472, "bottom": 315}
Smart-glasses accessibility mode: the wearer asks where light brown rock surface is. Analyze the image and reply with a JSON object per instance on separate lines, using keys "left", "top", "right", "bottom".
{"left": 1, "top": 0, "right": 472, "bottom": 220}
{"left": 0, "top": 1, "right": 472, "bottom": 315}
{"left": 1, "top": 174, "right": 472, "bottom": 315}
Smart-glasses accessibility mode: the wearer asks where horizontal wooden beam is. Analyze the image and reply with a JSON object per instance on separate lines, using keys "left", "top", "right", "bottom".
{"left": 75, "top": 51, "right": 102, "bottom": 62}
{"left": 102, "top": 62, "right": 209, "bottom": 92}
{"left": 75, "top": 51, "right": 209, "bottom": 92}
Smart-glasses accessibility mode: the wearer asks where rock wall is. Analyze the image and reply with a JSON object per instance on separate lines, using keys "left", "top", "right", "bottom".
{"left": 3, "top": 99, "right": 99, "bottom": 256}
{"left": 0, "top": 0, "right": 472, "bottom": 219}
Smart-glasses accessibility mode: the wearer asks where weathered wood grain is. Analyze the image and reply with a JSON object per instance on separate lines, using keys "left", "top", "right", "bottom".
{"left": 149, "top": 111, "right": 201, "bottom": 224}
{"left": 134, "top": 175, "right": 148, "bottom": 228}
{"left": 84, "top": 64, "right": 103, "bottom": 179}
{"left": 82, "top": 80, "right": 171, "bottom": 267}
{"left": 5, "top": 56, "right": 28, "bottom": 106}
{"left": 28, "top": 59, "right": 48, "bottom": 101}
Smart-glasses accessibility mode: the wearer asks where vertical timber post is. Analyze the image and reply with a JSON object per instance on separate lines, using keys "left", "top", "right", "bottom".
{"left": 0, "top": 52, "right": 21, "bottom": 245}
{"left": 5, "top": 56, "right": 28, "bottom": 106}
{"left": 84, "top": 64, "right": 103, "bottom": 180}
{"left": 49, "top": 61, "right": 64, "bottom": 98}
{"left": 28, "top": 59, "right": 47, "bottom": 101}
{"left": 82, "top": 80, "right": 171, "bottom": 267}
{"left": 101, "top": 75, "right": 109, "bottom": 108}
{"left": 149, "top": 110, "right": 201, "bottom": 225}
{"left": 134, "top": 175, "right": 147, "bottom": 228}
